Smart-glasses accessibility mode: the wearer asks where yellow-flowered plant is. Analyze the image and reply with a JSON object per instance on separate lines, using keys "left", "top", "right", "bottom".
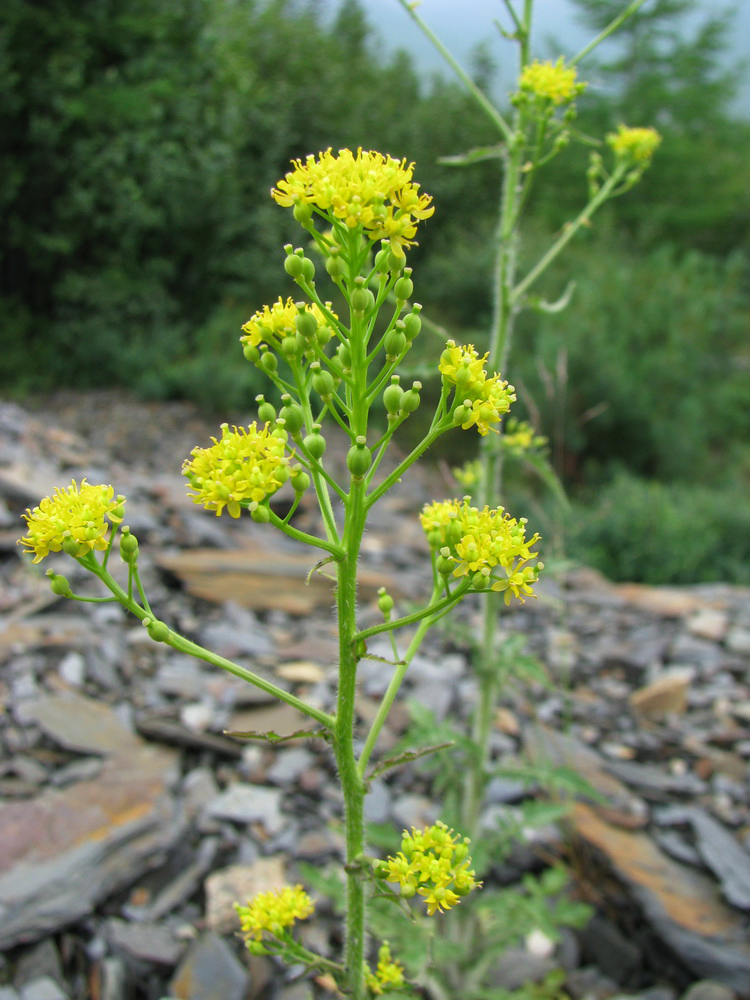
{"left": 235, "top": 885, "right": 314, "bottom": 945}
{"left": 366, "top": 942, "right": 406, "bottom": 995}
{"left": 240, "top": 296, "right": 335, "bottom": 357}
{"left": 517, "top": 57, "right": 586, "bottom": 106}
{"left": 20, "top": 480, "right": 125, "bottom": 563}
{"left": 440, "top": 341, "right": 516, "bottom": 436}
{"left": 376, "top": 822, "right": 481, "bottom": 916}
{"left": 501, "top": 418, "right": 548, "bottom": 457}
{"left": 607, "top": 124, "right": 662, "bottom": 164}
{"left": 272, "top": 147, "right": 434, "bottom": 257}
{"left": 182, "top": 422, "right": 291, "bottom": 518}
{"left": 420, "top": 498, "right": 542, "bottom": 602}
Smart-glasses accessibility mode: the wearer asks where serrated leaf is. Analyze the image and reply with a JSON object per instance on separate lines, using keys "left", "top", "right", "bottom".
{"left": 438, "top": 144, "right": 504, "bottom": 166}
{"left": 367, "top": 741, "right": 455, "bottom": 781}
{"left": 223, "top": 726, "right": 331, "bottom": 744}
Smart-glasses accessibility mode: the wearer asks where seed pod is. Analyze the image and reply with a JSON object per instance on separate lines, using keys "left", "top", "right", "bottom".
{"left": 284, "top": 253, "right": 304, "bottom": 278}
{"left": 336, "top": 342, "right": 352, "bottom": 373}
{"left": 295, "top": 308, "right": 318, "bottom": 340}
{"left": 279, "top": 399, "right": 304, "bottom": 435}
{"left": 377, "top": 587, "right": 394, "bottom": 615}
{"left": 402, "top": 310, "right": 422, "bottom": 342}
{"left": 393, "top": 270, "right": 413, "bottom": 301}
{"left": 293, "top": 203, "right": 313, "bottom": 226}
{"left": 256, "top": 395, "right": 277, "bottom": 424}
{"left": 303, "top": 426, "right": 326, "bottom": 460}
{"left": 259, "top": 350, "right": 277, "bottom": 374}
{"left": 351, "top": 285, "right": 375, "bottom": 314}
{"left": 300, "top": 256, "right": 315, "bottom": 283}
{"left": 312, "top": 367, "right": 335, "bottom": 399}
{"left": 436, "top": 553, "right": 454, "bottom": 576}
{"left": 383, "top": 328, "right": 407, "bottom": 359}
{"left": 243, "top": 343, "right": 260, "bottom": 364}
{"left": 46, "top": 569, "right": 71, "bottom": 597}
{"left": 347, "top": 437, "right": 372, "bottom": 479}
{"left": 251, "top": 504, "right": 271, "bottom": 523}
{"left": 400, "top": 382, "right": 422, "bottom": 414}
{"left": 145, "top": 618, "right": 170, "bottom": 642}
{"left": 374, "top": 248, "right": 390, "bottom": 274}
{"left": 325, "top": 254, "right": 347, "bottom": 281}
{"left": 383, "top": 377, "right": 403, "bottom": 415}
{"left": 291, "top": 469, "right": 310, "bottom": 494}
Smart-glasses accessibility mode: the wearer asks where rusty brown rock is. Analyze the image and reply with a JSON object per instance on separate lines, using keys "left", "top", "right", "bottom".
{"left": 629, "top": 668, "right": 694, "bottom": 720}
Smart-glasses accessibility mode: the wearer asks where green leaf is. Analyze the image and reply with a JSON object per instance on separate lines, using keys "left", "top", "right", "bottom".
{"left": 223, "top": 727, "right": 331, "bottom": 744}
{"left": 368, "top": 741, "right": 455, "bottom": 781}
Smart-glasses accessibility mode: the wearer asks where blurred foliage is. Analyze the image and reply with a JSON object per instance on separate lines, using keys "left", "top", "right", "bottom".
{"left": 2, "top": 0, "right": 749, "bottom": 582}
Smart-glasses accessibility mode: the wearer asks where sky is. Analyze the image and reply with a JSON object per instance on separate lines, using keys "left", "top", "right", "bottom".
{"left": 349, "top": 0, "right": 750, "bottom": 114}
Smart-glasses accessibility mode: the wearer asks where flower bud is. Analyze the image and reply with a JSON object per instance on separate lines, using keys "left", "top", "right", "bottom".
{"left": 62, "top": 534, "right": 84, "bottom": 558}
{"left": 384, "top": 328, "right": 407, "bottom": 359}
{"left": 316, "top": 324, "right": 333, "bottom": 347}
{"left": 46, "top": 569, "right": 71, "bottom": 597}
{"left": 374, "top": 247, "right": 391, "bottom": 274}
{"left": 295, "top": 307, "right": 318, "bottom": 340}
{"left": 259, "top": 349, "right": 277, "bottom": 374}
{"left": 243, "top": 343, "right": 260, "bottom": 364}
{"left": 436, "top": 552, "right": 454, "bottom": 576}
{"left": 145, "top": 618, "right": 170, "bottom": 642}
{"left": 300, "top": 256, "right": 315, "bottom": 283}
{"left": 347, "top": 436, "right": 372, "bottom": 479}
{"left": 250, "top": 504, "right": 271, "bottom": 523}
{"left": 312, "top": 365, "right": 335, "bottom": 399}
{"left": 293, "top": 202, "right": 313, "bottom": 226}
{"left": 279, "top": 398, "right": 304, "bottom": 436}
{"left": 303, "top": 426, "right": 326, "bottom": 460}
{"left": 284, "top": 249, "right": 304, "bottom": 278}
{"left": 387, "top": 250, "right": 406, "bottom": 272}
{"left": 402, "top": 308, "right": 422, "bottom": 342}
{"left": 336, "top": 343, "right": 352, "bottom": 374}
{"left": 119, "top": 528, "right": 139, "bottom": 563}
{"left": 325, "top": 252, "right": 347, "bottom": 281}
{"left": 393, "top": 269, "right": 413, "bottom": 301}
{"left": 291, "top": 469, "right": 310, "bottom": 494}
{"left": 256, "top": 395, "right": 277, "bottom": 424}
{"left": 372, "top": 859, "right": 389, "bottom": 879}
{"left": 400, "top": 382, "right": 422, "bottom": 414}
{"left": 351, "top": 280, "right": 375, "bottom": 314}
{"left": 377, "top": 587, "right": 394, "bottom": 616}
{"left": 383, "top": 377, "right": 403, "bottom": 415}
{"left": 281, "top": 336, "right": 300, "bottom": 361}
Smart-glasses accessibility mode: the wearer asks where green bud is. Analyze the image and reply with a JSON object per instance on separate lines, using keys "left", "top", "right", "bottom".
{"left": 325, "top": 254, "right": 347, "bottom": 281}
{"left": 454, "top": 842, "right": 469, "bottom": 862}
{"left": 316, "top": 324, "right": 333, "bottom": 347}
{"left": 303, "top": 426, "right": 326, "bottom": 460}
{"left": 271, "top": 423, "right": 288, "bottom": 443}
{"left": 337, "top": 342, "right": 352, "bottom": 373}
{"left": 284, "top": 252, "right": 304, "bottom": 278}
{"left": 300, "top": 256, "right": 315, "bottom": 283}
{"left": 281, "top": 336, "right": 299, "bottom": 360}
{"left": 400, "top": 381, "right": 422, "bottom": 414}
{"left": 291, "top": 469, "right": 310, "bottom": 494}
{"left": 312, "top": 367, "right": 335, "bottom": 399}
{"left": 393, "top": 270, "right": 413, "bottom": 301}
{"left": 372, "top": 859, "right": 389, "bottom": 880}
{"left": 351, "top": 284, "right": 375, "bottom": 314}
{"left": 246, "top": 941, "right": 268, "bottom": 956}
{"left": 472, "top": 570, "right": 489, "bottom": 590}
{"left": 145, "top": 618, "right": 170, "bottom": 643}
{"left": 383, "top": 328, "right": 407, "bottom": 359}
{"left": 377, "top": 587, "right": 394, "bottom": 616}
{"left": 259, "top": 350, "right": 277, "bottom": 374}
{"left": 62, "top": 535, "right": 83, "bottom": 558}
{"left": 387, "top": 251, "right": 406, "bottom": 272}
{"left": 453, "top": 404, "right": 469, "bottom": 427}
{"left": 436, "top": 553, "right": 454, "bottom": 577}
{"left": 383, "top": 377, "right": 403, "bottom": 415}
{"left": 256, "top": 395, "right": 277, "bottom": 424}
{"left": 293, "top": 202, "right": 313, "bottom": 226}
{"left": 295, "top": 308, "right": 318, "bottom": 340}
{"left": 251, "top": 504, "right": 271, "bottom": 523}
{"left": 46, "top": 569, "right": 71, "bottom": 597}
{"left": 243, "top": 343, "right": 260, "bottom": 364}
{"left": 400, "top": 882, "right": 416, "bottom": 899}
{"left": 279, "top": 399, "right": 304, "bottom": 435}
{"left": 347, "top": 436, "right": 372, "bottom": 479}
{"left": 402, "top": 309, "right": 422, "bottom": 342}
{"left": 374, "top": 248, "right": 391, "bottom": 274}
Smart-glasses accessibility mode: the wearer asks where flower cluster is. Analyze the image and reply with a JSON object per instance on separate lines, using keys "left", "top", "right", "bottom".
{"left": 272, "top": 148, "right": 434, "bottom": 256}
{"left": 606, "top": 124, "right": 662, "bottom": 164}
{"left": 366, "top": 942, "right": 406, "bottom": 995}
{"left": 19, "top": 480, "right": 125, "bottom": 563}
{"left": 439, "top": 341, "right": 516, "bottom": 436}
{"left": 378, "top": 821, "right": 481, "bottom": 916}
{"left": 235, "top": 885, "right": 314, "bottom": 943}
{"left": 420, "top": 498, "right": 542, "bottom": 603}
{"left": 240, "top": 297, "right": 333, "bottom": 352}
{"left": 518, "top": 58, "right": 585, "bottom": 106}
{"left": 182, "top": 423, "right": 289, "bottom": 518}
{"left": 501, "top": 418, "right": 548, "bottom": 457}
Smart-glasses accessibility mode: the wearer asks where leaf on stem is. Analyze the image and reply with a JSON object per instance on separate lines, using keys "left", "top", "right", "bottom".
{"left": 366, "top": 741, "right": 455, "bottom": 782}
{"left": 437, "top": 145, "right": 504, "bottom": 167}
{"left": 223, "top": 727, "right": 332, "bottom": 744}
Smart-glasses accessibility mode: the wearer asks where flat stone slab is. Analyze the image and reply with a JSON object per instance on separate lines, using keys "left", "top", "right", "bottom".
{"left": 16, "top": 693, "right": 139, "bottom": 756}
{"left": 572, "top": 803, "right": 750, "bottom": 992}
{"left": 0, "top": 741, "right": 181, "bottom": 948}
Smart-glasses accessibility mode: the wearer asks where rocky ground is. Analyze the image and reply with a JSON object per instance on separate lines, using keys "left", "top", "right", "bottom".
{"left": 0, "top": 392, "right": 749, "bottom": 1000}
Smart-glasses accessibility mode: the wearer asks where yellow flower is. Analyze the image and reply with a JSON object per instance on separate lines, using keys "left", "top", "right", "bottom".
{"left": 183, "top": 422, "right": 289, "bottom": 518}
{"left": 241, "top": 297, "right": 332, "bottom": 351}
{"left": 502, "top": 419, "right": 548, "bottom": 456}
{"left": 235, "top": 885, "right": 314, "bottom": 942}
{"left": 272, "top": 148, "right": 434, "bottom": 256}
{"left": 381, "top": 821, "right": 481, "bottom": 916}
{"left": 607, "top": 124, "right": 661, "bottom": 164}
{"left": 440, "top": 341, "right": 516, "bottom": 436}
{"left": 420, "top": 498, "right": 543, "bottom": 603}
{"left": 518, "top": 58, "right": 585, "bottom": 105}
{"left": 19, "top": 480, "right": 126, "bottom": 563}
{"left": 366, "top": 942, "right": 406, "bottom": 995}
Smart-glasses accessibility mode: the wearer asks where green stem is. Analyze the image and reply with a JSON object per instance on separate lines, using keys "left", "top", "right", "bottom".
{"left": 267, "top": 509, "right": 344, "bottom": 560}
{"left": 357, "top": 584, "right": 441, "bottom": 777}
{"left": 366, "top": 422, "right": 448, "bottom": 509}
{"left": 395, "top": 0, "right": 513, "bottom": 142}
{"left": 89, "top": 564, "right": 336, "bottom": 730}
{"left": 354, "top": 579, "right": 471, "bottom": 643}
{"left": 571, "top": 0, "right": 649, "bottom": 65}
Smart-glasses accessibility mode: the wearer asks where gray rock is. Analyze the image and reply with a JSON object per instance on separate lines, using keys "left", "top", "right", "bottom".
{"left": 266, "top": 747, "right": 315, "bottom": 785}
{"left": 57, "top": 652, "right": 86, "bottom": 688}
{"left": 207, "top": 783, "right": 285, "bottom": 835}
{"left": 689, "top": 810, "right": 750, "bottom": 910}
{"left": 168, "top": 932, "right": 249, "bottom": 1000}
{"left": 13, "top": 939, "right": 63, "bottom": 990}
{"left": 363, "top": 779, "right": 391, "bottom": 824}
{"left": 580, "top": 912, "right": 642, "bottom": 985}
{"left": 18, "top": 979, "right": 68, "bottom": 1000}
{"left": 490, "top": 947, "right": 557, "bottom": 990}
{"left": 15, "top": 694, "right": 138, "bottom": 756}
{"left": 0, "top": 987, "right": 21, "bottom": 1000}
{"left": 410, "top": 679, "right": 453, "bottom": 720}
{"left": 95, "top": 957, "right": 127, "bottom": 1000}
{"left": 680, "top": 981, "right": 738, "bottom": 1000}
{"left": 106, "top": 918, "right": 185, "bottom": 966}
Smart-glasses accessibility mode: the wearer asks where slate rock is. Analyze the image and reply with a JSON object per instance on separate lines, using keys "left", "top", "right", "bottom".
{"left": 680, "top": 981, "right": 738, "bottom": 1000}
{"left": 688, "top": 809, "right": 750, "bottom": 911}
{"left": 169, "top": 932, "right": 249, "bottom": 1000}
{"left": 106, "top": 918, "right": 185, "bottom": 966}
{"left": 0, "top": 988, "right": 20, "bottom": 1000}
{"left": 0, "top": 742, "right": 181, "bottom": 948}
{"left": 18, "top": 979, "right": 68, "bottom": 1000}
{"left": 15, "top": 693, "right": 138, "bottom": 755}
{"left": 206, "top": 783, "right": 285, "bottom": 835}
{"left": 205, "top": 857, "right": 286, "bottom": 934}
{"left": 490, "top": 947, "right": 557, "bottom": 990}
